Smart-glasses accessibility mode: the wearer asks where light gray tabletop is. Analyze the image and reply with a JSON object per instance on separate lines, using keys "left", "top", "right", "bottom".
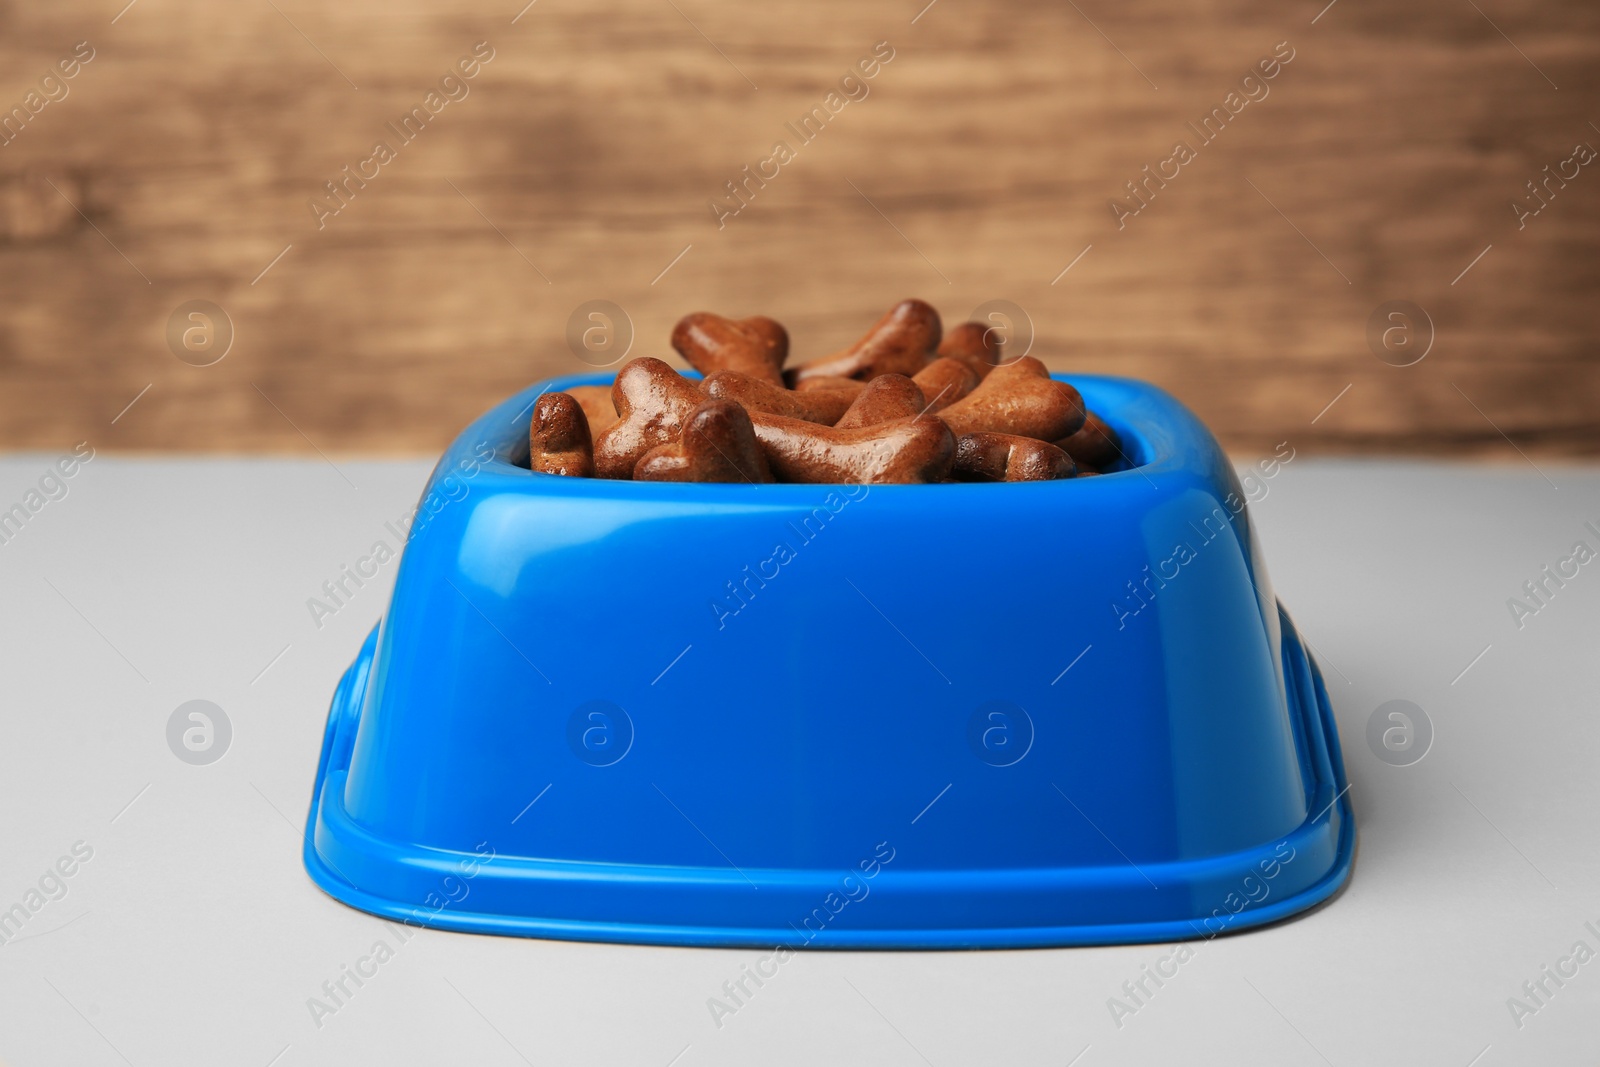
{"left": 1, "top": 455, "right": 1596, "bottom": 1066}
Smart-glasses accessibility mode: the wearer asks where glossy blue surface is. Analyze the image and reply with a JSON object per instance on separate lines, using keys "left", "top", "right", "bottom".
{"left": 303, "top": 372, "right": 1355, "bottom": 948}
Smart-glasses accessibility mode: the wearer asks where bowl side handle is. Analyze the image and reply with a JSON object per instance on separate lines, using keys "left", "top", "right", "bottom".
{"left": 308, "top": 624, "right": 380, "bottom": 810}
{"left": 1278, "top": 603, "right": 1344, "bottom": 825}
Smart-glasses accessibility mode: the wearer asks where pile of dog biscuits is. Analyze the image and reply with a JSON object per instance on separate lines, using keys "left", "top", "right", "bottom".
{"left": 528, "top": 299, "right": 1122, "bottom": 484}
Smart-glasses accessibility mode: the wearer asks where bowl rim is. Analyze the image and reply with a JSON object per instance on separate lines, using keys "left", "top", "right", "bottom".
{"left": 447, "top": 371, "right": 1200, "bottom": 503}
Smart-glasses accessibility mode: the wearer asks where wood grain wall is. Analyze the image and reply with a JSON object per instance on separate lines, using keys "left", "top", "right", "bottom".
{"left": 0, "top": 0, "right": 1596, "bottom": 458}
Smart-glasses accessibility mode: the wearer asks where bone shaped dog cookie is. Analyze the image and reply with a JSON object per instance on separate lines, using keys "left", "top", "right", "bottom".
{"left": 910, "top": 357, "right": 980, "bottom": 413}
{"left": 592, "top": 357, "right": 705, "bottom": 479}
{"left": 937, "top": 321, "right": 1000, "bottom": 379}
{"left": 953, "top": 432, "right": 1075, "bottom": 482}
{"left": 529, "top": 392, "right": 595, "bottom": 477}
{"left": 786, "top": 299, "right": 941, "bottom": 385}
{"left": 1053, "top": 411, "right": 1121, "bottom": 470}
{"left": 937, "top": 357, "right": 1085, "bottom": 442}
{"left": 700, "top": 370, "right": 854, "bottom": 425}
{"left": 566, "top": 385, "right": 620, "bottom": 435}
{"left": 672, "top": 312, "right": 789, "bottom": 385}
{"left": 749, "top": 411, "right": 954, "bottom": 484}
{"left": 792, "top": 376, "right": 867, "bottom": 402}
{"left": 635, "top": 399, "right": 773, "bottom": 483}
{"left": 833, "top": 373, "right": 927, "bottom": 429}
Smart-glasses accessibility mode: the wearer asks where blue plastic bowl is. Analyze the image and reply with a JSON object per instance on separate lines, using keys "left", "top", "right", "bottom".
{"left": 303, "top": 371, "right": 1354, "bottom": 949}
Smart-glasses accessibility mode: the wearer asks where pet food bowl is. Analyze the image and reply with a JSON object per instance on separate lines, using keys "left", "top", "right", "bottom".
{"left": 303, "top": 371, "right": 1355, "bottom": 948}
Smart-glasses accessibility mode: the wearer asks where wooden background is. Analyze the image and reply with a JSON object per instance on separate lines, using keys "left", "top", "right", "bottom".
{"left": 0, "top": 0, "right": 1596, "bottom": 458}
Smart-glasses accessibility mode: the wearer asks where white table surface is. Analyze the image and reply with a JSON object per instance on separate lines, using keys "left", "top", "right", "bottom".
{"left": 1, "top": 455, "right": 1596, "bottom": 1066}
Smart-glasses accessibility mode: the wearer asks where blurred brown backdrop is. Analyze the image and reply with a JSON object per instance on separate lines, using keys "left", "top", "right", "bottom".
{"left": 0, "top": 0, "right": 1595, "bottom": 458}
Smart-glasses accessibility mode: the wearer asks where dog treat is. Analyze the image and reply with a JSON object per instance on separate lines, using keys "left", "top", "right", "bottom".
{"left": 527, "top": 300, "right": 1122, "bottom": 484}
{"left": 592, "top": 357, "right": 706, "bottom": 479}
{"left": 749, "top": 411, "right": 955, "bottom": 484}
{"left": 672, "top": 312, "right": 789, "bottom": 385}
{"left": 700, "top": 370, "right": 854, "bottom": 425}
{"left": 567, "top": 384, "right": 620, "bottom": 434}
{"left": 792, "top": 376, "right": 867, "bottom": 400}
{"left": 1054, "top": 411, "right": 1121, "bottom": 469}
{"left": 938, "top": 357, "right": 1086, "bottom": 442}
{"left": 911, "top": 357, "right": 980, "bottom": 413}
{"left": 636, "top": 399, "right": 773, "bottom": 483}
{"left": 953, "top": 432, "right": 1075, "bottom": 482}
{"left": 834, "top": 373, "right": 927, "bottom": 430}
{"left": 937, "top": 321, "right": 1000, "bottom": 379}
{"left": 786, "top": 299, "right": 941, "bottom": 385}
{"left": 528, "top": 393, "right": 595, "bottom": 477}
